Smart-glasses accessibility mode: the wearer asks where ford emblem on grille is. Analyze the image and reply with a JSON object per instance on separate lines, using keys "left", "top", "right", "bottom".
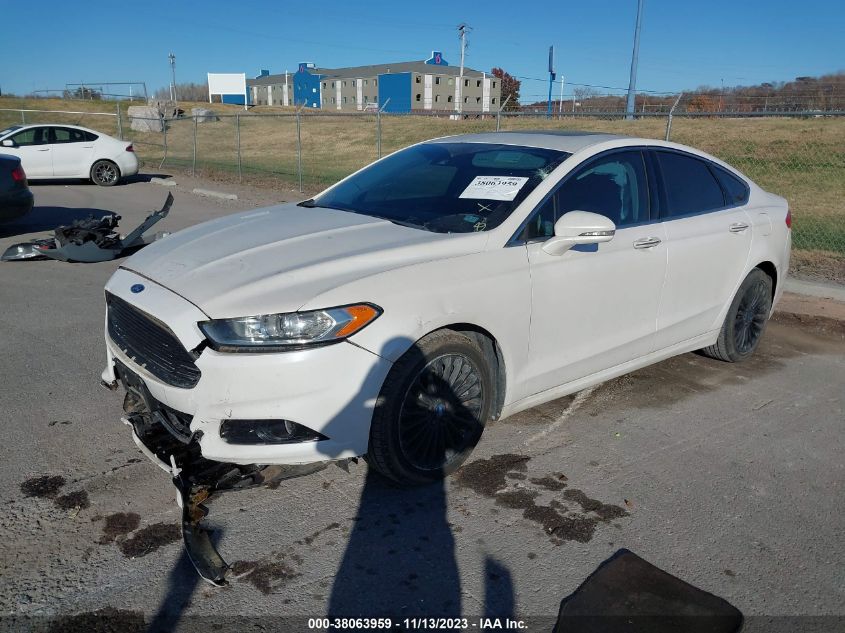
{"left": 130, "top": 284, "right": 145, "bottom": 294}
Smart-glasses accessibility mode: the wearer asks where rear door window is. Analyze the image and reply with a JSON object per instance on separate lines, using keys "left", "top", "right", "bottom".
{"left": 655, "top": 150, "right": 725, "bottom": 217}
{"left": 51, "top": 127, "right": 88, "bottom": 144}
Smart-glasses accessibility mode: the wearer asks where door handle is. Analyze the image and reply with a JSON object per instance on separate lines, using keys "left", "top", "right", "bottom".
{"left": 36, "top": 148, "right": 50, "bottom": 152}
{"left": 633, "top": 237, "right": 662, "bottom": 249}
{"left": 729, "top": 222, "right": 750, "bottom": 233}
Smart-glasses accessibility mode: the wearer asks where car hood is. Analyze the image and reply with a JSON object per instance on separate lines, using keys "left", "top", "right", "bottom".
{"left": 122, "top": 203, "right": 485, "bottom": 318}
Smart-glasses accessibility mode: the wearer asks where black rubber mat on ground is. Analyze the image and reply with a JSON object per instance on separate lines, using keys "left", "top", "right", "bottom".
{"left": 554, "top": 549, "right": 743, "bottom": 633}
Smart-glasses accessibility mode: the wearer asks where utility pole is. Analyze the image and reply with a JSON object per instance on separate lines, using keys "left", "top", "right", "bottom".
{"left": 719, "top": 77, "right": 724, "bottom": 112}
{"left": 625, "top": 0, "right": 644, "bottom": 120}
{"left": 168, "top": 52, "right": 177, "bottom": 107}
{"left": 457, "top": 23, "right": 470, "bottom": 116}
{"left": 547, "top": 46, "right": 555, "bottom": 118}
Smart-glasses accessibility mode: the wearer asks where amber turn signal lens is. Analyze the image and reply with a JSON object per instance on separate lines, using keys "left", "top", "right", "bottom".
{"left": 334, "top": 304, "right": 381, "bottom": 338}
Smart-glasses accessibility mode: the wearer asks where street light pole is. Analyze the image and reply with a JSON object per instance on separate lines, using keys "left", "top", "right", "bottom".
{"left": 168, "top": 52, "right": 177, "bottom": 108}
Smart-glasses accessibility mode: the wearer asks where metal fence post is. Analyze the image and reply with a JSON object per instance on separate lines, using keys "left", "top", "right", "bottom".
{"left": 376, "top": 98, "right": 390, "bottom": 159}
{"left": 159, "top": 116, "right": 168, "bottom": 170}
{"left": 192, "top": 115, "right": 198, "bottom": 176}
{"left": 21, "top": 110, "right": 25, "bottom": 124}
{"left": 116, "top": 103, "right": 123, "bottom": 140}
{"left": 665, "top": 93, "right": 683, "bottom": 142}
{"left": 296, "top": 108, "right": 303, "bottom": 193}
{"left": 236, "top": 114, "right": 242, "bottom": 182}
{"left": 496, "top": 95, "right": 512, "bottom": 132}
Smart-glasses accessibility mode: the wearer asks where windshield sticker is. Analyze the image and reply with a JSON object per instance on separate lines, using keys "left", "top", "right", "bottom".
{"left": 459, "top": 176, "right": 529, "bottom": 201}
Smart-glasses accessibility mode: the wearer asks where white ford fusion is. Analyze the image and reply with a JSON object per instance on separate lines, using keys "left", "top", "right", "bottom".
{"left": 0, "top": 124, "right": 138, "bottom": 186}
{"left": 102, "top": 131, "right": 790, "bottom": 486}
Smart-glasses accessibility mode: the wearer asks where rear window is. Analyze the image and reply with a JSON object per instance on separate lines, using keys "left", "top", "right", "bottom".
{"left": 312, "top": 143, "right": 569, "bottom": 233}
{"left": 655, "top": 151, "right": 725, "bottom": 217}
{"left": 711, "top": 164, "right": 749, "bottom": 206}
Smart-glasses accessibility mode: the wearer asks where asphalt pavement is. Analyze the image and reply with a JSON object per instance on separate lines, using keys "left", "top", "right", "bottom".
{"left": 0, "top": 176, "right": 843, "bottom": 631}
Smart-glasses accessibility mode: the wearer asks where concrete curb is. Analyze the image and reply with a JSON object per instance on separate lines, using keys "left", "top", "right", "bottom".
{"left": 783, "top": 278, "right": 845, "bottom": 302}
{"left": 150, "top": 177, "right": 176, "bottom": 187}
{"left": 192, "top": 188, "right": 238, "bottom": 201}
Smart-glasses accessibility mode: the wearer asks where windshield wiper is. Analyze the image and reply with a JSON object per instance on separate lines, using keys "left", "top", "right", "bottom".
{"left": 297, "top": 198, "right": 318, "bottom": 208}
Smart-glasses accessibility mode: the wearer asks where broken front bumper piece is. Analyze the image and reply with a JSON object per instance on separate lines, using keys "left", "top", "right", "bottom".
{"left": 1, "top": 192, "right": 173, "bottom": 263}
{"left": 117, "top": 372, "right": 328, "bottom": 586}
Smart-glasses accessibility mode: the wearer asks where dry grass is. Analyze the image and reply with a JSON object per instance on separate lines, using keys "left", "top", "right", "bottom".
{"left": 1, "top": 97, "right": 843, "bottom": 266}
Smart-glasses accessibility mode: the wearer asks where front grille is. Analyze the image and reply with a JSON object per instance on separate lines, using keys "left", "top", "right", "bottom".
{"left": 107, "top": 292, "right": 201, "bottom": 389}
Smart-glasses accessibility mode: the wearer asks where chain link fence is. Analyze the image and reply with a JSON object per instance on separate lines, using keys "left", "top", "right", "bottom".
{"left": 1, "top": 105, "right": 842, "bottom": 282}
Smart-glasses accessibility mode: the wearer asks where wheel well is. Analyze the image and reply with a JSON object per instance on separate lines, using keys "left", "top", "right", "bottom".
{"left": 755, "top": 261, "right": 778, "bottom": 298}
{"left": 440, "top": 324, "right": 507, "bottom": 422}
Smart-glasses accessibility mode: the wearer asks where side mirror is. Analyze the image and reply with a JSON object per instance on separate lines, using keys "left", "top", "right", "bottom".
{"left": 541, "top": 210, "right": 616, "bottom": 256}
{"left": 1, "top": 139, "right": 14, "bottom": 148}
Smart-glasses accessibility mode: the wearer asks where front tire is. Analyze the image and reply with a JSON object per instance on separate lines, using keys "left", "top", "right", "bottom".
{"left": 90, "top": 160, "right": 120, "bottom": 186}
{"left": 701, "top": 268, "right": 773, "bottom": 362}
{"left": 366, "top": 330, "right": 493, "bottom": 486}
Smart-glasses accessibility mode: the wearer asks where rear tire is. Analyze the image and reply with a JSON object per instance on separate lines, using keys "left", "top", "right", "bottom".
{"left": 91, "top": 160, "right": 120, "bottom": 186}
{"left": 366, "top": 330, "right": 493, "bottom": 486}
{"left": 701, "top": 268, "right": 773, "bottom": 362}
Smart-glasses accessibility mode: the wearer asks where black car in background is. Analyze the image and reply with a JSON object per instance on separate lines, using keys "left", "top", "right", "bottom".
{"left": 0, "top": 153, "right": 34, "bottom": 222}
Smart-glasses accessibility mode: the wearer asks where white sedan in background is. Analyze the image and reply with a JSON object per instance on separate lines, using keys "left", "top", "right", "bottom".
{"left": 102, "top": 131, "right": 791, "bottom": 488}
{"left": 0, "top": 124, "right": 138, "bottom": 186}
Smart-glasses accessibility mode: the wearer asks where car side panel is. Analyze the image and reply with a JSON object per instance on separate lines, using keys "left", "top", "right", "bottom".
{"left": 654, "top": 206, "right": 753, "bottom": 349}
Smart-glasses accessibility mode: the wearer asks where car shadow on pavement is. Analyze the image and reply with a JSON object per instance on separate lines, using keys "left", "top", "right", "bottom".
{"left": 0, "top": 206, "right": 117, "bottom": 238}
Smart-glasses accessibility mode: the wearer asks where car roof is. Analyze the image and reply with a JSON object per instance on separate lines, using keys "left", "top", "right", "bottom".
{"left": 429, "top": 130, "right": 630, "bottom": 154}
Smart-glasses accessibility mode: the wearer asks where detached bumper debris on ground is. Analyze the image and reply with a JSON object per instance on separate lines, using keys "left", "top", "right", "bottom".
{"left": 1, "top": 193, "right": 173, "bottom": 263}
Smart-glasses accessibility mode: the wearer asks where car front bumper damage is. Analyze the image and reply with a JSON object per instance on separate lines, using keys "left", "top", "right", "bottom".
{"left": 113, "top": 362, "right": 330, "bottom": 586}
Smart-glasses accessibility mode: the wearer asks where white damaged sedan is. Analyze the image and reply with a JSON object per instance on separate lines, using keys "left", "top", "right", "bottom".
{"left": 102, "top": 131, "right": 791, "bottom": 487}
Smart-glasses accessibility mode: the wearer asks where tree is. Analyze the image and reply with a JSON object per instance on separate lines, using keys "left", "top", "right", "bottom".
{"left": 63, "top": 86, "right": 102, "bottom": 100}
{"left": 491, "top": 68, "right": 520, "bottom": 110}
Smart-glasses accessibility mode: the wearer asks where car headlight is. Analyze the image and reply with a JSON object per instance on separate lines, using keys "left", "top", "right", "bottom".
{"left": 199, "top": 303, "right": 382, "bottom": 352}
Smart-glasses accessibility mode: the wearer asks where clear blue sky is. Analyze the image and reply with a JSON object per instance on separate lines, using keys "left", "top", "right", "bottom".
{"left": 2, "top": 0, "right": 843, "bottom": 100}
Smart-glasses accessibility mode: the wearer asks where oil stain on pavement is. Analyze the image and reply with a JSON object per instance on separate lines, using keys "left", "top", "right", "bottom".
{"left": 118, "top": 522, "right": 181, "bottom": 558}
{"left": 453, "top": 454, "right": 627, "bottom": 544}
{"left": 98, "top": 512, "right": 141, "bottom": 544}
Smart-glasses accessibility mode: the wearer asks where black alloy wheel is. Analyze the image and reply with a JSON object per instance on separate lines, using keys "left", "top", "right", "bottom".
{"left": 397, "top": 353, "right": 485, "bottom": 472}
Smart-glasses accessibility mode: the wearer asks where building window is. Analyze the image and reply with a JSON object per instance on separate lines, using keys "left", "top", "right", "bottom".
{"left": 415, "top": 75, "right": 421, "bottom": 83}
{"left": 492, "top": 97, "right": 497, "bottom": 104}
{"left": 435, "top": 94, "right": 440, "bottom": 102}
{"left": 476, "top": 96, "right": 481, "bottom": 103}
{"left": 416, "top": 94, "right": 421, "bottom": 102}
{"left": 435, "top": 77, "right": 440, "bottom": 85}
{"left": 447, "top": 95, "right": 453, "bottom": 102}
{"left": 364, "top": 79, "right": 368, "bottom": 85}
{"left": 331, "top": 97, "right": 335, "bottom": 104}
{"left": 343, "top": 96, "right": 347, "bottom": 103}
{"left": 477, "top": 80, "right": 481, "bottom": 87}
{"left": 322, "top": 82, "right": 326, "bottom": 88}
{"left": 464, "top": 96, "right": 468, "bottom": 103}
{"left": 492, "top": 81, "right": 497, "bottom": 88}
{"left": 448, "top": 78, "right": 454, "bottom": 86}
{"left": 464, "top": 79, "right": 469, "bottom": 87}
{"left": 374, "top": 79, "right": 377, "bottom": 86}
{"left": 331, "top": 82, "right": 335, "bottom": 88}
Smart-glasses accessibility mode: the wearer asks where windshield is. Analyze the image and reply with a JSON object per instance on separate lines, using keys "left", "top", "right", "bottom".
{"left": 0, "top": 125, "right": 22, "bottom": 138}
{"left": 311, "top": 142, "right": 570, "bottom": 233}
